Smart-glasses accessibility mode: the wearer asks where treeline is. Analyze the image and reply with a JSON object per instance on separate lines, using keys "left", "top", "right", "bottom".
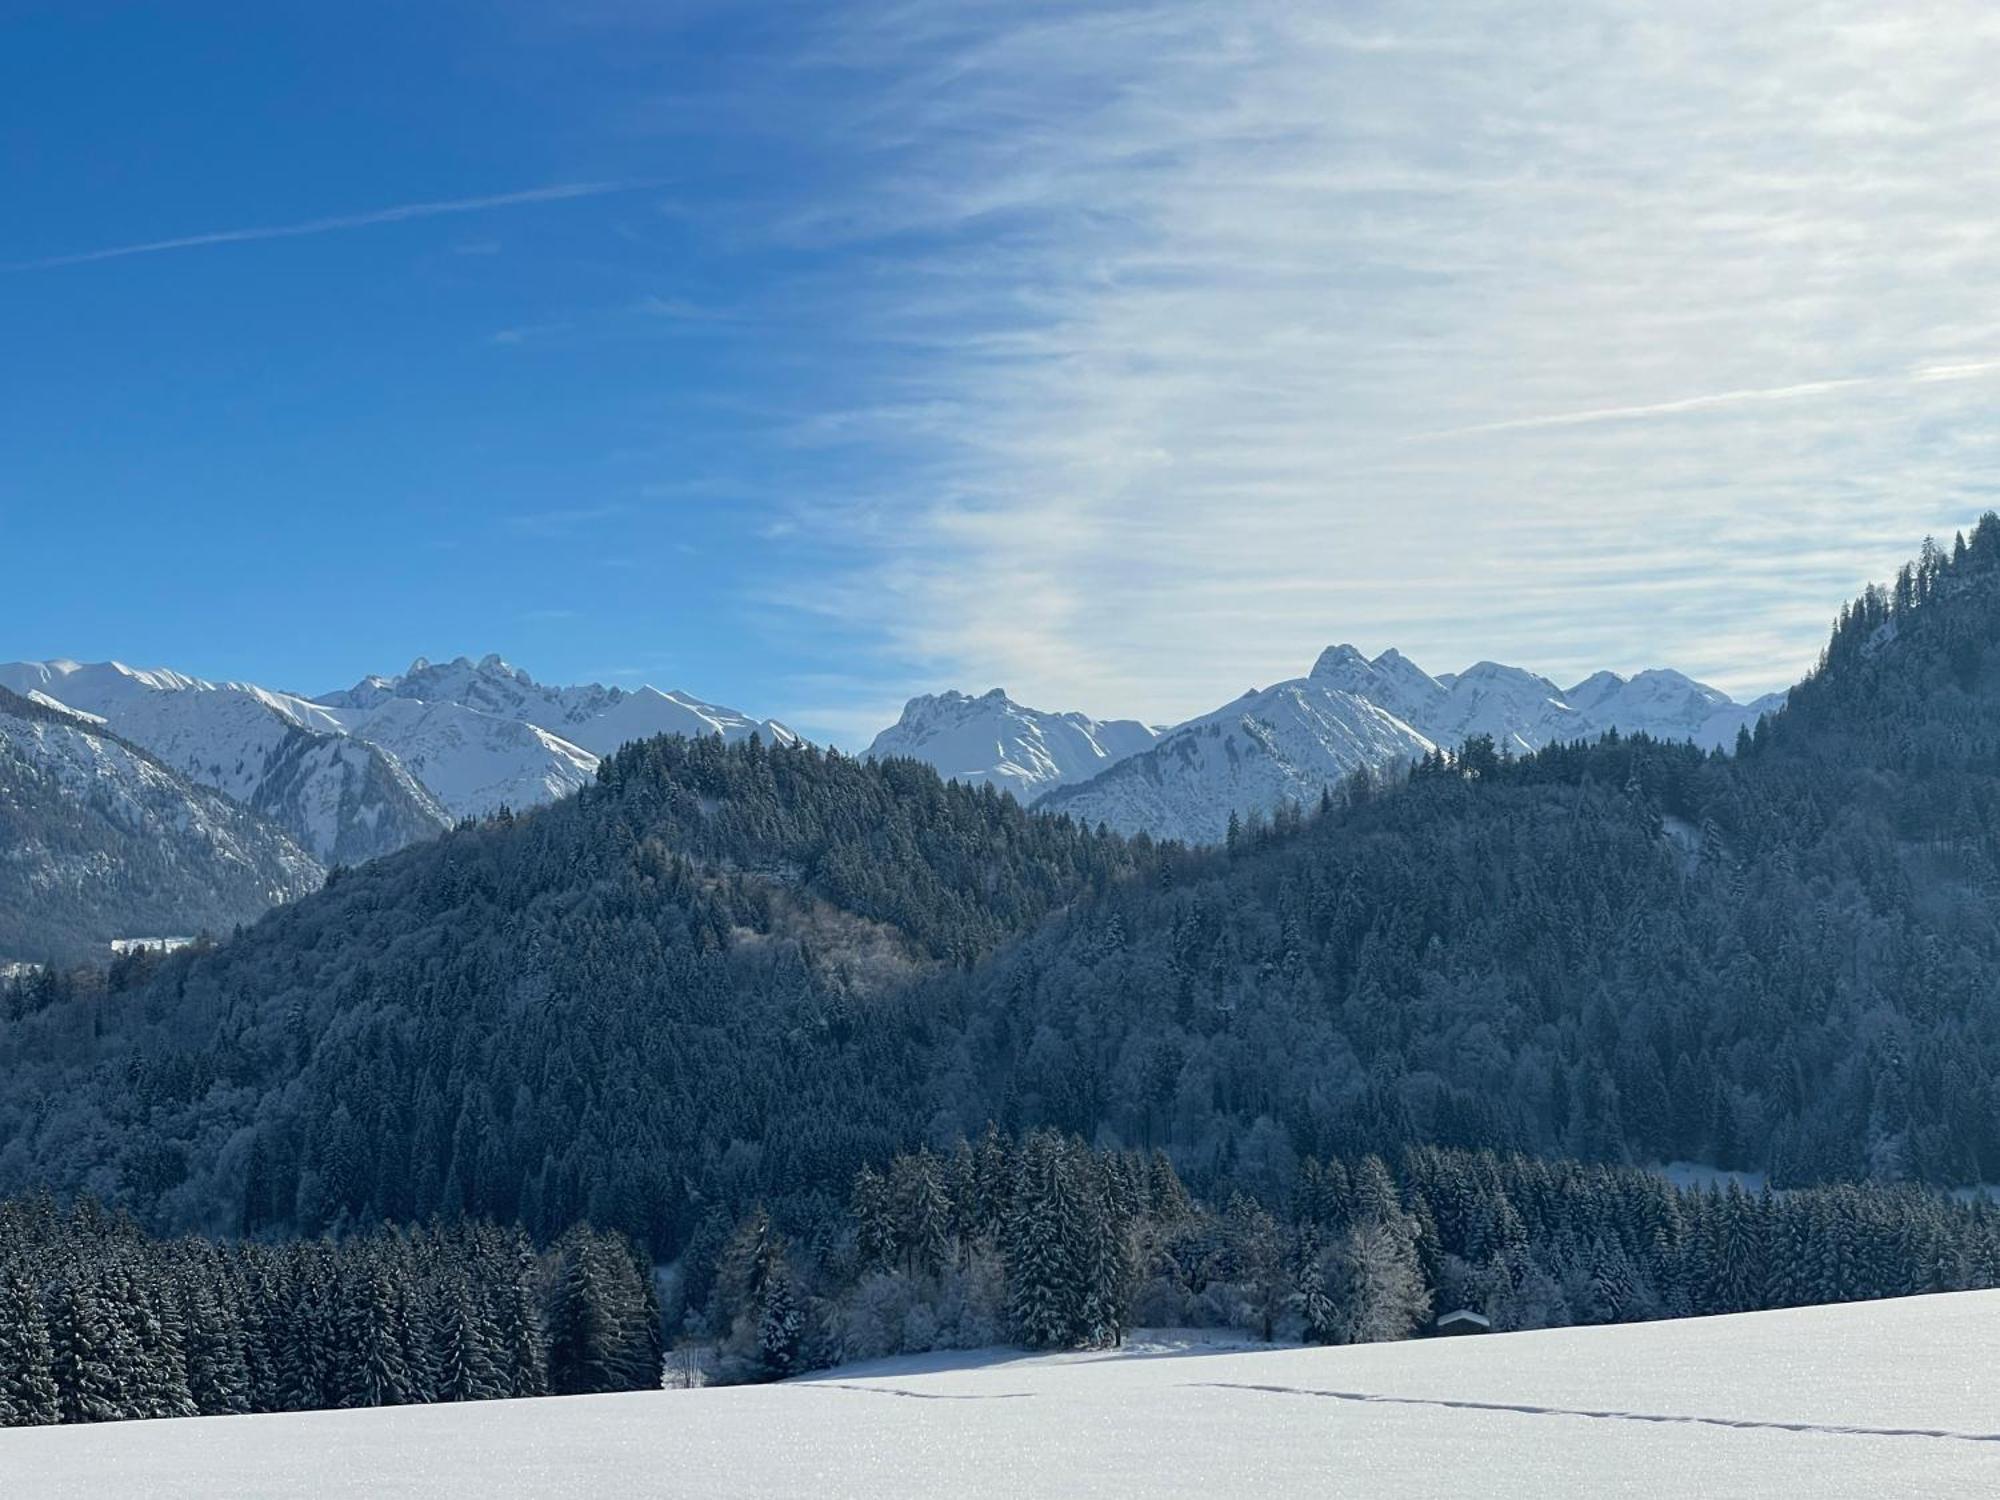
{"left": 0, "top": 1199, "right": 658, "bottom": 1428}
{"left": 680, "top": 1132, "right": 2000, "bottom": 1381}
{"left": 678, "top": 1128, "right": 1205, "bottom": 1379}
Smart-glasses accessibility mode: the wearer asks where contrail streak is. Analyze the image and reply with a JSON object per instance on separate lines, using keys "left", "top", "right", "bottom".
{"left": 3, "top": 180, "right": 653, "bottom": 272}
{"left": 1415, "top": 360, "right": 2000, "bottom": 441}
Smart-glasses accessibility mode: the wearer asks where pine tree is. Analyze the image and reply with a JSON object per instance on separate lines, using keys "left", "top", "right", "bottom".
{"left": 890, "top": 1148, "right": 953, "bottom": 1276}
{"left": 1004, "top": 1132, "right": 1083, "bottom": 1348}
{"left": 1297, "top": 1247, "right": 1337, "bottom": 1345}
{"left": 116, "top": 1272, "right": 195, "bottom": 1419}
{"left": 1077, "top": 1174, "right": 1133, "bottom": 1349}
{"left": 500, "top": 1233, "right": 550, "bottom": 1398}
{"left": 0, "top": 1275, "right": 61, "bottom": 1426}
{"left": 548, "top": 1235, "right": 618, "bottom": 1396}
{"left": 339, "top": 1264, "right": 415, "bottom": 1409}
{"left": 755, "top": 1260, "right": 804, "bottom": 1378}
{"left": 279, "top": 1264, "right": 336, "bottom": 1413}
{"left": 1226, "top": 1195, "right": 1288, "bottom": 1343}
{"left": 851, "top": 1165, "right": 895, "bottom": 1273}
{"left": 182, "top": 1281, "right": 251, "bottom": 1416}
{"left": 46, "top": 1279, "right": 125, "bottom": 1424}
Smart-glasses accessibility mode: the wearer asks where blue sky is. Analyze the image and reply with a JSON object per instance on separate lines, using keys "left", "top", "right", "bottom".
{"left": 5, "top": 2, "right": 1998, "bottom": 745}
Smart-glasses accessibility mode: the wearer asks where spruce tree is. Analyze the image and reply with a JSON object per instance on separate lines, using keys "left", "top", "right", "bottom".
{"left": 1004, "top": 1132, "right": 1082, "bottom": 1348}
{"left": 0, "top": 1275, "right": 60, "bottom": 1426}
{"left": 755, "top": 1260, "right": 804, "bottom": 1379}
{"left": 47, "top": 1279, "right": 125, "bottom": 1424}
{"left": 183, "top": 1282, "right": 251, "bottom": 1416}
{"left": 548, "top": 1234, "right": 617, "bottom": 1396}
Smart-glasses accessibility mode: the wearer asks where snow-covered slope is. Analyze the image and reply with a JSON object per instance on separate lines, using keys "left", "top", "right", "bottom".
{"left": 317, "top": 654, "right": 798, "bottom": 757}
{"left": 0, "top": 687, "right": 321, "bottom": 962}
{"left": 0, "top": 660, "right": 448, "bottom": 865}
{"left": 4, "top": 653, "right": 796, "bottom": 863}
{"left": 1308, "top": 645, "right": 1776, "bottom": 756}
{"left": 1562, "top": 668, "right": 1785, "bottom": 749}
{"left": 334, "top": 697, "right": 597, "bottom": 820}
{"left": 865, "top": 688, "right": 1161, "bottom": 799}
{"left": 1038, "top": 674, "right": 1433, "bottom": 843}
{"left": 1041, "top": 646, "right": 1784, "bottom": 844}
{"left": 6, "top": 1293, "right": 1993, "bottom": 1498}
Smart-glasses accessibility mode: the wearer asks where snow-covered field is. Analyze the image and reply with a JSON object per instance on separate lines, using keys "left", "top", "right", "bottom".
{"left": 5, "top": 1293, "right": 1997, "bottom": 1498}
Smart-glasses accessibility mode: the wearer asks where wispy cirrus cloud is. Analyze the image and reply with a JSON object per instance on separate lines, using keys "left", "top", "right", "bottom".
{"left": 729, "top": 0, "right": 2000, "bottom": 716}
{"left": 3, "top": 180, "right": 654, "bottom": 272}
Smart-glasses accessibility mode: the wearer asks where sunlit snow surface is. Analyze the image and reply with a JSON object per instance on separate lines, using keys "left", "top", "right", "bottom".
{"left": 5, "top": 1294, "right": 1999, "bottom": 1498}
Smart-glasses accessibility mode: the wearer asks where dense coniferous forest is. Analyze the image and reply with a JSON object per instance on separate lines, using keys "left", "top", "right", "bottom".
{"left": 0, "top": 733, "right": 1139, "bottom": 1253}
{"left": 0, "top": 1199, "right": 657, "bottom": 1426}
{"left": 773, "top": 1132, "right": 2000, "bottom": 1373}
{"left": 8, "top": 524, "right": 2000, "bottom": 1409}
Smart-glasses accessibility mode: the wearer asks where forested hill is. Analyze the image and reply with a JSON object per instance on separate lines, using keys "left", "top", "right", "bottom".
{"left": 1764, "top": 527, "right": 2000, "bottom": 771}
{"left": 931, "top": 517, "right": 2000, "bottom": 1198}
{"left": 0, "top": 734, "right": 1142, "bottom": 1250}
{"left": 11, "top": 523, "right": 2000, "bottom": 1265}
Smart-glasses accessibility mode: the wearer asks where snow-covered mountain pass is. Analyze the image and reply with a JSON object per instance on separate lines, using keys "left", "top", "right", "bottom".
{"left": 5, "top": 1291, "right": 1992, "bottom": 1498}
{"left": 865, "top": 687, "right": 1162, "bottom": 798}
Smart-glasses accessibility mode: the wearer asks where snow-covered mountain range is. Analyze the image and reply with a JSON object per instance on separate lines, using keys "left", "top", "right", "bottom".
{"left": 1303, "top": 644, "right": 1781, "bottom": 758}
{"left": 1036, "top": 671, "right": 1434, "bottom": 845}
{"left": 0, "top": 686, "right": 321, "bottom": 962}
{"left": 316, "top": 655, "right": 798, "bottom": 757}
{"left": 864, "top": 689, "right": 1161, "bottom": 800}
{"left": 954, "top": 646, "right": 1784, "bottom": 845}
{"left": 0, "top": 654, "right": 797, "bottom": 865}
{"left": 1, "top": 634, "right": 1780, "bottom": 937}
{"left": 0, "top": 660, "right": 447, "bottom": 865}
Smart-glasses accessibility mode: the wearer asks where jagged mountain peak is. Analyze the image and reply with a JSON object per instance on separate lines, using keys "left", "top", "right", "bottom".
{"left": 0, "top": 657, "right": 446, "bottom": 864}
{"left": 1035, "top": 641, "right": 1782, "bottom": 844}
{"left": 867, "top": 687, "right": 1159, "bottom": 799}
{"left": 318, "top": 656, "right": 795, "bottom": 757}
{"left": 1309, "top": 642, "right": 1372, "bottom": 679}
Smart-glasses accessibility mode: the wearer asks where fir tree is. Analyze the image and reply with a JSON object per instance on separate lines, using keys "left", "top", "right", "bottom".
{"left": 46, "top": 1279, "right": 125, "bottom": 1424}
{"left": 0, "top": 1275, "right": 60, "bottom": 1426}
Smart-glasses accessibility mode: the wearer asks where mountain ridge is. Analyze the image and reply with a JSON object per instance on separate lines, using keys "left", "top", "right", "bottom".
{"left": 1039, "top": 646, "right": 1783, "bottom": 842}
{"left": 1, "top": 654, "right": 800, "bottom": 859}
{"left": 864, "top": 687, "right": 1161, "bottom": 800}
{"left": 0, "top": 685, "right": 322, "bottom": 963}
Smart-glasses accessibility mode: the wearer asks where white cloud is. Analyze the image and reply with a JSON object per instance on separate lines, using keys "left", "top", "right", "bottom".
{"left": 747, "top": 0, "right": 2000, "bottom": 720}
